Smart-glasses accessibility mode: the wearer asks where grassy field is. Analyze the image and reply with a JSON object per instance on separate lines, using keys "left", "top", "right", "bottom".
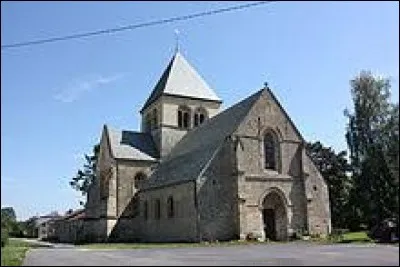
{"left": 341, "top": 231, "right": 372, "bottom": 243}
{"left": 1, "top": 239, "right": 40, "bottom": 266}
{"left": 321, "top": 231, "right": 372, "bottom": 244}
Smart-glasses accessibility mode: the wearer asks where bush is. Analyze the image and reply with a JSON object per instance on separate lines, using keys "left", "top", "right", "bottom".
{"left": 1, "top": 228, "right": 9, "bottom": 247}
{"left": 368, "top": 218, "right": 399, "bottom": 243}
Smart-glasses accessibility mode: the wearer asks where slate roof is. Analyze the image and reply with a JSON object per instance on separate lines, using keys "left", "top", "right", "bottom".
{"left": 35, "top": 212, "right": 61, "bottom": 226}
{"left": 106, "top": 126, "right": 159, "bottom": 161}
{"left": 142, "top": 88, "right": 264, "bottom": 190}
{"left": 141, "top": 51, "right": 221, "bottom": 112}
{"left": 55, "top": 209, "right": 85, "bottom": 222}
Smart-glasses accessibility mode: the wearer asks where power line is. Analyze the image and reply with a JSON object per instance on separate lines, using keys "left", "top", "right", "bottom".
{"left": 1, "top": 1, "right": 273, "bottom": 50}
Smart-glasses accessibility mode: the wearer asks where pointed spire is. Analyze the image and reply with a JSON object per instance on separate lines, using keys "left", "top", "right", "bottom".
{"left": 141, "top": 50, "right": 221, "bottom": 113}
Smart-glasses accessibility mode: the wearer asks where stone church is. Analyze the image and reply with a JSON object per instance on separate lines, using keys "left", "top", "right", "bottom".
{"left": 79, "top": 50, "right": 331, "bottom": 243}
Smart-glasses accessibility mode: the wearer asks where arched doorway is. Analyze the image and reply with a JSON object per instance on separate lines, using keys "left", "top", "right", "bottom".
{"left": 261, "top": 190, "right": 288, "bottom": 241}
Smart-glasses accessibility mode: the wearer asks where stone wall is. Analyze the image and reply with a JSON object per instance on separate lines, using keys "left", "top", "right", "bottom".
{"left": 151, "top": 127, "right": 187, "bottom": 158}
{"left": 38, "top": 220, "right": 57, "bottom": 241}
{"left": 116, "top": 160, "right": 154, "bottom": 217}
{"left": 303, "top": 151, "right": 332, "bottom": 236}
{"left": 141, "top": 100, "right": 162, "bottom": 133}
{"left": 81, "top": 219, "right": 107, "bottom": 243}
{"left": 54, "top": 219, "right": 84, "bottom": 244}
{"left": 161, "top": 95, "right": 221, "bottom": 127}
{"left": 103, "top": 160, "right": 155, "bottom": 242}
{"left": 232, "top": 89, "right": 325, "bottom": 240}
{"left": 138, "top": 182, "right": 198, "bottom": 242}
{"left": 147, "top": 95, "right": 221, "bottom": 158}
{"left": 197, "top": 140, "right": 239, "bottom": 241}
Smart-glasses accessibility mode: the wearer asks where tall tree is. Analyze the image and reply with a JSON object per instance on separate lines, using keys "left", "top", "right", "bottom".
{"left": 1, "top": 207, "right": 24, "bottom": 237}
{"left": 69, "top": 144, "right": 100, "bottom": 205}
{"left": 1, "top": 207, "right": 16, "bottom": 221}
{"left": 306, "top": 141, "right": 351, "bottom": 228}
{"left": 344, "top": 71, "right": 399, "bottom": 229}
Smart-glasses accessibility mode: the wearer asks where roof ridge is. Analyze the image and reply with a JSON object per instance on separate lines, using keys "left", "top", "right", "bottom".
{"left": 140, "top": 52, "right": 221, "bottom": 113}
{"left": 164, "top": 88, "right": 265, "bottom": 159}
{"left": 106, "top": 126, "right": 159, "bottom": 161}
{"left": 142, "top": 88, "right": 264, "bottom": 190}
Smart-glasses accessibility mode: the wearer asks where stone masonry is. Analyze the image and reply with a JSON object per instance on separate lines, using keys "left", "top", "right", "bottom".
{"left": 57, "top": 50, "right": 331, "bottom": 243}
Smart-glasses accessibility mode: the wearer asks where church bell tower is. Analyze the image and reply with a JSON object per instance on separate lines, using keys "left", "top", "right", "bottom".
{"left": 140, "top": 51, "right": 222, "bottom": 158}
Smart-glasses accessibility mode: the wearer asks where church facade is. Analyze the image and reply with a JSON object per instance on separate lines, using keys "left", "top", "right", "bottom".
{"left": 66, "top": 51, "right": 331, "bottom": 243}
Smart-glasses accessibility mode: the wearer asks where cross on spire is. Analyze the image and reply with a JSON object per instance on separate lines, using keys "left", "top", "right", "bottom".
{"left": 174, "top": 29, "right": 180, "bottom": 53}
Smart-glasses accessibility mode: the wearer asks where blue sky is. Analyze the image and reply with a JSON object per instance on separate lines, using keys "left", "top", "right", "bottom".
{"left": 1, "top": 1, "right": 399, "bottom": 221}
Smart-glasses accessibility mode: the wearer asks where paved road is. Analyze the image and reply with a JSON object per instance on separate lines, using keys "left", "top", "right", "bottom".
{"left": 23, "top": 243, "right": 399, "bottom": 266}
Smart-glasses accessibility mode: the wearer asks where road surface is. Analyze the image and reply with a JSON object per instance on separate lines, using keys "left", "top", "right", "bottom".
{"left": 23, "top": 242, "right": 399, "bottom": 266}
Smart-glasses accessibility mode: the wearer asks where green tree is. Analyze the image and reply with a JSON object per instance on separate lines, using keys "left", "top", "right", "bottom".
{"left": 1, "top": 207, "right": 16, "bottom": 221}
{"left": 344, "top": 71, "right": 399, "bottom": 229}
{"left": 306, "top": 141, "right": 352, "bottom": 228}
{"left": 69, "top": 144, "right": 100, "bottom": 205}
{"left": 1, "top": 207, "right": 16, "bottom": 234}
{"left": 24, "top": 216, "right": 39, "bottom": 238}
{"left": 1, "top": 207, "right": 24, "bottom": 238}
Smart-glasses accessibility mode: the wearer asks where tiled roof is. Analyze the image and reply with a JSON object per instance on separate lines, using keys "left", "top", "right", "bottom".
{"left": 142, "top": 89, "right": 264, "bottom": 189}
{"left": 107, "top": 127, "right": 159, "bottom": 161}
{"left": 141, "top": 51, "right": 221, "bottom": 112}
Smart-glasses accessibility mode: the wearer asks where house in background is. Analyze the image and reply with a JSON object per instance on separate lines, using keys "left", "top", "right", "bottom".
{"left": 54, "top": 209, "right": 85, "bottom": 243}
{"left": 34, "top": 211, "right": 60, "bottom": 240}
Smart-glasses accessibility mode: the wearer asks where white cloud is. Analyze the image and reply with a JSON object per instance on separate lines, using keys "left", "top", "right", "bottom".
{"left": 53, "top": 73, "right": 125, "bottom": 103}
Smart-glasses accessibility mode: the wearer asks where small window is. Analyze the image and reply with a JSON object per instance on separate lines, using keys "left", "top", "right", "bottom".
{"left": 313, "top": 185, "right": 317, "bottom": 191}
{"left": 178, "top": 110, "right": 183, "bottom": 127}
{"left": 155, "top": 199, "right": 161, "bottom": 220}
{"left": 178, "top": 106, "right": 191, "bottom": 129}
{"left": 167, "top": 196, "right": 174, "bottom": 218}
{"left": 194, "top": 113, "right": 199, "bottom": 127}
{"left": 194, "top": 107, "right": 208, "bottom": 127}
{"left": 264, "top": 132, "right": 279, "bottom": 170}
{"left": 134, "top": 172, "right": 147, "bottom": 190}
{"left": 183, "top": 112, "right": 189, "bottom": 128}
{"left": 199, "top": 113, "right": 205, "bottom": 124}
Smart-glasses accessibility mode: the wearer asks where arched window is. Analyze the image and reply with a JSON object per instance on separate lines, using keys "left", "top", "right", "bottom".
{"left": 134, "top": 172, "right": 147, "bottom": 191}
{"left": 167, "top": 196, "right": 174, "bottom": 218}
{"left": 177, "top": 106, "right": 191, "bottom": 129}
{"left": 154, "top": 199, "right": 161, "bottom": 220}
{"left": 143, "top": 201, "right": 148, "bottom": 220}
{"left": 152, "top": 109, "right": 158, "bottom": 128}
{"left": 194, "top": 107, "right": 208, "bottom": 127}
{"left": 264, "top": 132, "right": 279, "bottom": 170}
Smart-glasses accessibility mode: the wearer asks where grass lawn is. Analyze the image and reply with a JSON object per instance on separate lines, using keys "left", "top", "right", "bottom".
{"left": 341, "top": 231, "right": 372, "bottom": 243}
{"left": 1, "top": 239, "right": 41, "bottom": 266}
{"left": 321, "top": 231, "right": 372, "bottom": 244}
